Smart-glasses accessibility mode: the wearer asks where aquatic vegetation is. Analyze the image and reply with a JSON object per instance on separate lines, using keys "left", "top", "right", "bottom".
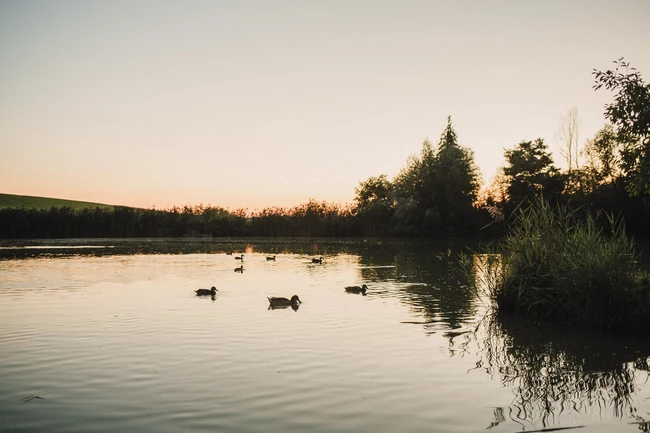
{"left": 462, "top": 197, "right": 650, "bottom": 332}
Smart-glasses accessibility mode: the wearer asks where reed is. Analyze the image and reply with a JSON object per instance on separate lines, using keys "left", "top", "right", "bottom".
{"left": 464, "top": 197, "right": 650, "bottom": 332}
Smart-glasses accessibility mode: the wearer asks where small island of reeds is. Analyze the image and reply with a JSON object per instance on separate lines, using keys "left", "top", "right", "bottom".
{"left": 463, "top": 197, "right": 650, "bottom": 334}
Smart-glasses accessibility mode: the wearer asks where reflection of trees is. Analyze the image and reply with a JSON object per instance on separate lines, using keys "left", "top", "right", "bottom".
{"left": 355, "top": 240, "right": 482, "bottom": 334}
{"left": 0, "top": 238, "right": 380, "bottom": 260}
{"left": 474, "top": 311, "right": 650, "bottom": 430}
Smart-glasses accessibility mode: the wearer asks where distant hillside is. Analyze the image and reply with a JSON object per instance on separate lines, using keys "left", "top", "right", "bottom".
{"left": 0, "top": 193, "right": 117, "bottom": 211}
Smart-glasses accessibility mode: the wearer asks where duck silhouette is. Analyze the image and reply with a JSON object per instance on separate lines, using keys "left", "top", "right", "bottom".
{"left": 267, "top": 295, "right": 302, "bottom": 309}
{"left": 345, "top": 284, "right": 368, "bottom": 295}
{"left": 266, "top": 255, "right": 276, "bottom": 261}
{"left": 311, "top": 256, "right": 323, "bottom": 264}
{"left": 235, "top": 254, "right": 244, "bottom": 261}
{"left": 234, "top": 265, "right": 244, "bottom": 273}
{"left": 195, "top": 286, "right": 218, "bottom": 296}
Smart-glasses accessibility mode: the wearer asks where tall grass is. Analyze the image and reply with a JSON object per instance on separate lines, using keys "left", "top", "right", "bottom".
{"left": 464, "top": 197, "right": 650, "bottom": 332}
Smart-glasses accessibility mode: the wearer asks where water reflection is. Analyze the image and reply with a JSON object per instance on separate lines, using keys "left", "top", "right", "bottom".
{"left": 351, "top": 241, "right": 481, "bottom": 337}
{"left": 3, "top": 238, "right": 650, "bottom": 431}
{"left": 472, "top": 311, "right": 650, "bottom": 430}
{"left": 268, "top": 304, "right": 300, "bottom": 312}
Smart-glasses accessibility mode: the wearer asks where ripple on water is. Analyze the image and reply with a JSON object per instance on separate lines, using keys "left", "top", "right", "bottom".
{"left": 1, "top": 248, "right": 650, "bottom": 433}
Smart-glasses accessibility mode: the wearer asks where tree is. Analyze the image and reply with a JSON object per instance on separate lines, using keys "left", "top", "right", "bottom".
{"left": 503, "top": 139, "right": 564, "bottom": 207}
{"left": 582, "top": 124, "right": 622, "bottom": 183}
{"left": 555, "top": 106, "right": 580, "bottom": 172}
{"left": 392, "top": 116, "right": 481, "bottom": 235}
{"left": 392, "top": 140, "right": 435, "bottom": 234}
{"left": 593, "top": 58, "right": 650, "bottom": 196}
{"left": 354, "top": 174, "right": 394, "bottom": 235}
{"left": 432, "top": 117, "right": 481, "bottom": 233}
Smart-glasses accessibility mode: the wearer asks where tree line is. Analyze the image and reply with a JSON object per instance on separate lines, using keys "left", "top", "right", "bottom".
{"left": 1, "top": 59, "right": 648, "bottom": 239}
{"left": 354, "top": 58, "right": 650, "bottom": 237}
{"left": 0, "top": 201, "right": 359, "bottom": 238}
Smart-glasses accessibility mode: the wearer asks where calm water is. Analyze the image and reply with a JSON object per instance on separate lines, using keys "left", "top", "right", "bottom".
{"left": 1, "top": 238, "right": 649, "bottom": 433}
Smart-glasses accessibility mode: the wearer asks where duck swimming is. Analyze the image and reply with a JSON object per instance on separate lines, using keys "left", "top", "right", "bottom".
{"left": 311, "top": 256, "right": 323, "bottom": 264}
{"left": 345, "top": 284, "right": 368, "bottom": 295}
{"left": 266, "top": 255, "right": 276, "bottom": 261}
{"left": 234, "top": 265, "right": 244, "bottom": 273}
{"left": 235, "top": 254, "right": 244, "bottom": 260}
{"left": 195, "top": 286, "right": 218, "bottom": 296}
{"left": 267, "top": 295, "right": 302, "bottom": 307}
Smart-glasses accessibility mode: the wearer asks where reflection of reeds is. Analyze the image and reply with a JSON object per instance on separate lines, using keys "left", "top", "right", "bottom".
{"left": 472, "top": 311, "right": 650, "bottom": 429}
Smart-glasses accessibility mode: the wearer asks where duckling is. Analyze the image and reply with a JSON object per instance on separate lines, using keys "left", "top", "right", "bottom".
{"left": 234, "top": 265, "right": 244, "bottom": 273}
{"left": 311, "top": 256, "right": 323, "bottom": 264}
{"left": 266, "top": 255, "right": 276, "bottom": 261}
{"left": 235, "top": 254, "right": 244, "bottom": 261}
{"left": 195, "top": 286, "right": 218, "bottom": 296}
{"left": 267, "top": 295, "right": 302, "bottom": 307}
{"left": 345, "top": 284, "right": 368, "bottom": 295}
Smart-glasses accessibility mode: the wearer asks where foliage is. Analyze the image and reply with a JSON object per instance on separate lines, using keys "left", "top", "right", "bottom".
{"left": 354, "top": 175, "right": 395, "bottom": 235}
{"left": 0, "top": 201, "right": 361, "bottom": 239}
{"left": 582, "top": 124, "right": 622, "bottom": 182}
{"left": 391, "top": 117, "right": 482, "bottom": 235}
{"left": 593, "top": 58, "right": 650, "bottom": 196}
{"left": 503, "top": 138, "right": 564, "bottom": 208}
{"left": 433, "top": 117, "right": 482, "bottom": 233}
{"left": 462, "top": 197, "right": 650, "bottom": 332}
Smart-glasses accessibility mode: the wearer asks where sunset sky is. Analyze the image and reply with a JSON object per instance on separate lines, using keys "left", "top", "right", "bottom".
{"left": 1, "top": 1, "right": 649, "bottom": 210}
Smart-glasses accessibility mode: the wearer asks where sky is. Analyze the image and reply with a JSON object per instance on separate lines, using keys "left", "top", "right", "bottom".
{"left": 1, "top": 0, "right": 649, "bottom": 211}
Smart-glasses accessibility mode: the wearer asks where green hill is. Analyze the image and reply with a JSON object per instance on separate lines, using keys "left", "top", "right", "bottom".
{"left": 0, "top": 193, "right": 117, "bottom": 211}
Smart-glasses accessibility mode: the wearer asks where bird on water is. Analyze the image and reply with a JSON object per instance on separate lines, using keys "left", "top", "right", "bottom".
{"left": 267, "top": 295, "right": 302, "bottom": 307}
{"left": 195, "top": 286, "right": 218, "bottom": 296}
{"left": 345, "top": 284, "right": 368, "bottom": 295}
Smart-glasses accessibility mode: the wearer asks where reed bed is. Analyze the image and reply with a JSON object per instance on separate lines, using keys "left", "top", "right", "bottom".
{"left": 464, "top": 198, "right": 650, "bottom": 332}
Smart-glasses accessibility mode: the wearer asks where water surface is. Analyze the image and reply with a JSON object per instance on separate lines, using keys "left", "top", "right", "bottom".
{"left": 1, "top": 238, "right": 649, "bottom": 432}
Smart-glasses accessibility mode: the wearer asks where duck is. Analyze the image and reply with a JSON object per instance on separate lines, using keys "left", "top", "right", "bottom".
{"left": 266, "top": 255, "right": 276, "bottom": 261}
{"left": 195, "top": 286, "right": 218, "bottom": 296}
{"left": 226, "top": 251, "right": 233, "bottom": 255}
{"left": 345, "top": 284, "right": 368, "bottom": 295}
{"left": 267, "top": 295, "right": 302, "bottom": 307}
{"left": 311, "top": 256, "right": 323, "bottom": 264}
{"left": 235, "top": 254, "right": 244, "bottom": 260}
{"left": 234, "top": 265, "right": 244, "bottom": 273}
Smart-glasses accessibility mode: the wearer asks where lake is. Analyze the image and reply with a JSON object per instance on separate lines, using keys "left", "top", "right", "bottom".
{"left": 1, "top": 238, "right": 649, "bottom": 433}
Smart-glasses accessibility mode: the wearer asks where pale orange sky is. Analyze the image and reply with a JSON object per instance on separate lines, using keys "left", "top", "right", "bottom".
{"left": 1, "top": 0, "right": 649, "bottom": 210}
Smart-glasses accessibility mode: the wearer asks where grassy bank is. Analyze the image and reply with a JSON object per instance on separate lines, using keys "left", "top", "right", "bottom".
{"left": 464, "top": 197, "right": 650, "bottom": 333}
{"left": 0, "top": 193, "right": 115, "bottom": 211}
